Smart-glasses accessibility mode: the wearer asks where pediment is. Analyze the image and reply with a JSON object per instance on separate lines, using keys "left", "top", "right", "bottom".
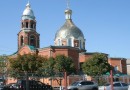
{"left": 18, "top": 45, "right": 33, "bottom": 55}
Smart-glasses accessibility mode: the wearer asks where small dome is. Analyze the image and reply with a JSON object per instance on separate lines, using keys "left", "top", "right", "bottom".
{"left": 22, "top": 2, "right": 35, "bottom": 20}
{"left": 55, "top": 20, "right": 84, "bottom": 39}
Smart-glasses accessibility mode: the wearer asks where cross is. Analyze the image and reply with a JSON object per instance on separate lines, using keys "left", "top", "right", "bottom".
{"left": 66, "top": 0, "right": 70, "bottom": 9}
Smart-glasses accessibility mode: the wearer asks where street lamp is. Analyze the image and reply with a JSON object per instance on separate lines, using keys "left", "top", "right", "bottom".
{"left": 120, "top": 58, "right": 123, "bottom": 73}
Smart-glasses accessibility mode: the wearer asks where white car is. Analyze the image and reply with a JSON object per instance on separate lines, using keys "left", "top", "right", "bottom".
{"left": 104, "top": 82, "right": 129, "bottom": 90}
{"left": 98, "top": 85, "right": 105, "bottom": 90}
{"left": 67, "top": 80, "right": 98, "bottom": 90}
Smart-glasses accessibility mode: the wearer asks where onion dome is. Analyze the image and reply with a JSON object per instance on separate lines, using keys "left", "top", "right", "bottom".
{"left": 54, "top": 9, "right": 86, "bottom": 50}
{"left": 22, "top": 2, "right": 35, "bottom": 20}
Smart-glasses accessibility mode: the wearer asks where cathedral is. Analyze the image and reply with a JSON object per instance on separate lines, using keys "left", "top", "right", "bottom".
{"left": 16, "top": 2, "right": 87, "bottom": 72}
{"left": 15, "top": 2, "right": 127, "bottom": 74}
{"left": 9, "top": 2, "right": 128, "bottom": 85}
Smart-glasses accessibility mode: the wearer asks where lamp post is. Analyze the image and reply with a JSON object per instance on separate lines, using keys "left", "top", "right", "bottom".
{"left": 110, "top": 70, "right": 114, "bottom": 90}
{"left": 64, "top": 71, "right": 67, "bottom": 90}
{"left": 120, "top": 58, "right": 122, "bottom": 73}
{"left": 22, "top": 64, "right": 29, "bottom": 90}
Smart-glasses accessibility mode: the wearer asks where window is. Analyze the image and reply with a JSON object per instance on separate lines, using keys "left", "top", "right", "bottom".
{"left": 113, "top": 83, "right": 121, "bottom": 87}
{"left": 30, "top": 35, "right": 36, "bottom": 46}
{"left": 71, "top": 81, "right": 79, "bottom": 86}
{"left": 86, "top": 81, "right": 94, "bottom": 85}
{"left": 114, "top": 66, "right": 118, "bottom": 71}
{"left": 20, "top": 36, "right": 24, "bottom": 46}
{"left": 26, "top": 22, "right": 28, "bottom": 28}
{"left": 68, "top": 38, "right": 72, "bottom": 46}
{"left": 80, "top": 82, "right": 86, "bottom": 85}
{"left": 80, "top": 81, "right": 94, "bottom": 85}
{"left": 31, "top": 22, "right": 33, "bottom": 28}
{"left": 34, "top": 24, "right": 36, "bottom": 29}
{"left": 121, "top": 83, "right": 128, "bottom": 86}
{"left": 58, "top": 39, "right": 61, "bottom": 46}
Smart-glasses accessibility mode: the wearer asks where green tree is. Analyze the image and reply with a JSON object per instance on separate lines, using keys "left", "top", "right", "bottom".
{"left": 0, "top": 55, "right": 8, "bottom": 78}
{"left": 9, "top": 54, "right": 46, "bottom": 90}
{"left": 52, "top": 55, "right": 76, "bottom": 88}
{"left": 46, "top": 57, "right": 56, "bottom": 76}
{"left": 54, "top": 55, "right": 76, "bottom": 75}
{"left": 39, "top": 57, "right": 56, "bottom": 77}
{"left": 9, "top": 54, "right": 46, "bottom": 78}
{"left": 82, "top": 53, "right": 111, "bottom": 84}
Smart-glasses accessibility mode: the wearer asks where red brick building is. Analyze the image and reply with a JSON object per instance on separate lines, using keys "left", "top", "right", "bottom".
{"left": 15, "top": 2, "right": 127, "bottom": 74}
{"left": 8, "top": 2, "right": 127, "bottom": 86}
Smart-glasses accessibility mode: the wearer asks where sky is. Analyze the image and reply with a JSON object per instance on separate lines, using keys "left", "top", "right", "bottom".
{"left": 0, "top": 0, "right": 130, "bottom": 58}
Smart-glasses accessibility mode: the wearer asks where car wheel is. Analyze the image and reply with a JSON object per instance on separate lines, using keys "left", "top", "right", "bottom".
{"left": 73, "top": 88, "right": 78, "bottom": 90}
{"left": 92, "top": 87, "right": 98, "bottom": 90}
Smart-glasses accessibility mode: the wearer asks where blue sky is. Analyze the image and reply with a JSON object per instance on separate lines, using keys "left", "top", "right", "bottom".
{"left": 0, "top": 0, "right": 130, "bottom": 58}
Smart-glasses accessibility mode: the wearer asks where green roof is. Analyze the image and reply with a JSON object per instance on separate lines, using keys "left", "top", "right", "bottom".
{"left": 28, "top": 45, "right": 35, "bottom": 50}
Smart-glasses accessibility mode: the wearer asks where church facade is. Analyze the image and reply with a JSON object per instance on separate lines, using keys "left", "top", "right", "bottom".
{"left": 8, "top": 2, "right": 127, "bottom": 85}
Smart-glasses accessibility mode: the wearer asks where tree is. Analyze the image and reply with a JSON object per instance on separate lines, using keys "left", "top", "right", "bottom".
{"left": 38, "top": 57, "right": 56, "bottom": 77}
{"left": 53, "top": 55, "right": 76, "bottom": 90}
{"left": 82, "top": 53, "right": 111, "bottom": 84}
{"left": 0, "top": 55, "right": 8, "bottom": 79}
{"left": 9, "top": 53, "right": 46, "bottom": 90}
{"left": 46, "top": 57, "right": 56, "bottom": 76}
{"left": 9, "top": 54, "right": 46, "bottom": 78}
{"left": 54, "top": 55, "right": 76, "bottom": 75}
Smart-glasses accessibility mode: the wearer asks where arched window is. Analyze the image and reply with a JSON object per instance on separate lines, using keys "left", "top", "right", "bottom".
{"left": 31, "top": 22, "right": 33, "bottom": 28}
{"left": 20, "top": 36, "right": 24, "bottom": 46}
{"left": 30, "top": 35, "right": 36, "bottom": 46}
{"left": 26, "top": 22, "right": 28, "bottom": 28}
{"left": 34, "top": 24, "right": 36, "bottom": 29}
{"left": 68, "top": 38, "right": 72, "bottom": 46}
{"left": 83, "top": 42, "right": 85, "bottom": 49}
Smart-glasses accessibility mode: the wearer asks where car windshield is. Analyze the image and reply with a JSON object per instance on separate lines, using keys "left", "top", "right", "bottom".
{"left": 105, "top": 83, "right": 110, "bottom": 86}
{"left": 71, "top": 81, "right": 80, "bottom": 86}
{"left": 0, "top": 79, "right": 4, "bottom": 82}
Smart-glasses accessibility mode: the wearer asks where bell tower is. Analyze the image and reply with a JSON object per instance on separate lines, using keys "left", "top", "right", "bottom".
{"left": 18, "top": 2, "right": 40, "bottom": 49}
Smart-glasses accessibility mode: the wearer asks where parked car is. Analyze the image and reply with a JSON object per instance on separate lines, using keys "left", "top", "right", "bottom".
{"left": 0, "top": 78, "right": 5, "bottom": 86}
{"left": 104, "top": 82, "right": 129, "bottom": 90}
{"left": 0, "top": 85, "right": 4, "bottom": 90}
{"left": 16, "top": 79, "right": 53, "bottom": 90}
{"left": 67, "top": 80, "right": 98, "bottom": 90}
{"left": 98, "top": 85, "right": 105, "bottom": 90}
{"left": 2, "top": 83, "right": 18, "bottom": 90}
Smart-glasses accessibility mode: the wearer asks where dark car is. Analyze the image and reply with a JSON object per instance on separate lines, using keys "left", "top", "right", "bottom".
{"left": 0, "top": 79, "right": 5, "bottom": 86}
{"left": 2, "top": 83, "right": 19, "bottom": 90}
{"left": 16, "top": 79, "right": 53, "bottom": 90}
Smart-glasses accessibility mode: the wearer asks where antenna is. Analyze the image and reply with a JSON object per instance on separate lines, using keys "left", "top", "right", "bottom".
{"left": 66, "top": 0, "right": 70, "bottom": 9}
